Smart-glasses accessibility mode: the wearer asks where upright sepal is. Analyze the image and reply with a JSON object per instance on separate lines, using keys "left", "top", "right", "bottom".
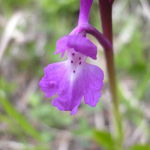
{"left": 78, "top": 0, "right": 93, "bottom": 26}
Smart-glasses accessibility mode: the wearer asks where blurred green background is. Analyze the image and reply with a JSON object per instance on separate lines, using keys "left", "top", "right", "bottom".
{"left": 0, "top": 0, "right": 150, "bottom": 150}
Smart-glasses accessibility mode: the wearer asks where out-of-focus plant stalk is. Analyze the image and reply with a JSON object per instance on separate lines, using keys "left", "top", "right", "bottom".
{"left": 98, "top": 0, "right": 123, "bottom": 148}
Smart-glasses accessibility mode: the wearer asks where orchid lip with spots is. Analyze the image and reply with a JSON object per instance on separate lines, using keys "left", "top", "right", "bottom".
{"left": 39, "top": 0, "right": 111, "bottom": 115}
{"left": 39, "top": 35, "right": 104, "bottom": 115}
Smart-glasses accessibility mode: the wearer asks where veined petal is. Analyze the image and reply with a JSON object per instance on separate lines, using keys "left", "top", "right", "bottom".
{"left": 47, "top": 62, "right": 104, "bottom": 115}
{"left": 40, "top": 60, "right": 84, "bottom": 115}
{"left": 55, "top": 35, "right": 97, "bottom": 60}
{"left": 52, "top": 75, "right": 83, "bottom": 115}
{"left": 52, "top": 61, "right": 85, "bottom": 115}
{"left": 39, "top": 61, "right": 67, "bottom": 97}
{"left": 81, "top": 63, "right": 104, "bottom": 107}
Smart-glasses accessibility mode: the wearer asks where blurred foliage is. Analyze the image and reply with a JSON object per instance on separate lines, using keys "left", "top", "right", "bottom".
{"left": 93, "top": 130, "right": 115, "bottom": 150}
{"left": 0, "top": 0, "right": 150, "bottom": 149}
{"left": 129, "top": 144, "right": 150, "bottom": 150}
{"left": 116, "top": 29, "right": 146, "bottom": 77}
{"left": 0, "top": 95, "right": 42, "bottom": 141}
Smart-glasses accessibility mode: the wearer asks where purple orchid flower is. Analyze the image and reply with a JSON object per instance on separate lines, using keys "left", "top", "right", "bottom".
{"left": 39, "top": 0, "right": 111, "bottom": 115}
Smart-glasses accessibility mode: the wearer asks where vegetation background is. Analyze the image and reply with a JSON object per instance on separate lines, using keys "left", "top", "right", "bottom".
{"left": 0, "top": 0, "right": 150, "bottom": 149}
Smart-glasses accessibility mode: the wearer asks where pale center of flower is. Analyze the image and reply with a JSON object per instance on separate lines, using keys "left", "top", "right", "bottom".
{"left": 67, "top": 48, "right": 86, "bottom": 78}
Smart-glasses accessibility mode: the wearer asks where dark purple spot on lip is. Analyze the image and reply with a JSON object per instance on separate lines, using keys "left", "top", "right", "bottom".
{"left": 73, "top": 70, "right": 75, "bottom": 73}
{"left": 79, "top": 57, "right": 81, "bottom": 60}
{"left": 71, "top": 60, "right": 73, "bottom": 63}
{"left": 79, "top": 62, "right": 81, "bottom": 65}
{"left": 72, "top": 53, "right": 75, "bottom": 56}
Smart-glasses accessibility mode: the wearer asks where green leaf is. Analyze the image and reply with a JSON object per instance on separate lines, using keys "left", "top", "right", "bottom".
{"left": 137, "top": 66, "right": 150, "bottom": 100}
{"left": 0, "top": 95, "right": 42, "bottom": 141}
{"left": 93, "top": 129, "right": 115, "bottom": 150}
{"left": 129, "top": 144, "right": 150, "bottom": 150}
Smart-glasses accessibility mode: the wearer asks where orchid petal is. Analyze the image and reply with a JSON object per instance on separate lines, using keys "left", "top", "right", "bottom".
{"left": 40, "top": 59, "right": 104, "bottom": 115}
{"left": 52, "top": 62, "right": 104, "bottom": 114}
{"left": 55, "top": 35, "right": 97, "bottom": 60}
{"left": 82, "top": 63, "right": 104, "bottom": 107}
{"left": 39, "top": 61, "right": 67, "bottom": 97}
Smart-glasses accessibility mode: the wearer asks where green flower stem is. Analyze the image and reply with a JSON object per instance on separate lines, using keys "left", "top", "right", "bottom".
{"left": 98, "top": 0, "right": 123, "bottom": 148}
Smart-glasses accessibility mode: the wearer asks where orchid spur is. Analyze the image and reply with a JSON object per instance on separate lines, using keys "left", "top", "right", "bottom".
{"left": 39, "top": 0, "right": 111, "bottom": 115}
